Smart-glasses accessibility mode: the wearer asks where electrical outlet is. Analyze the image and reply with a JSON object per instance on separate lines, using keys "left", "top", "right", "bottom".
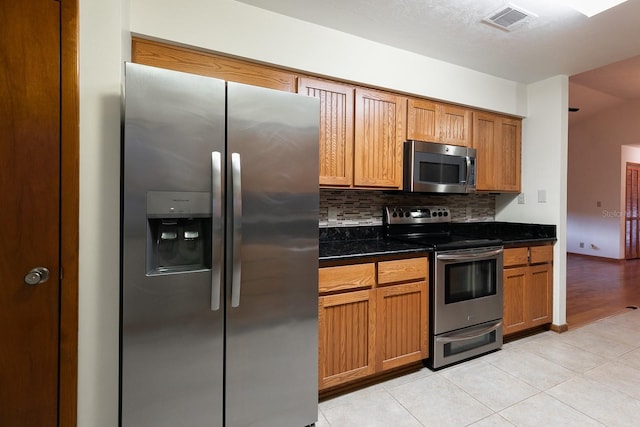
{"left": 517, "top": 193, "right": 525, "bottom": 204}
{"left": 328, "top": 207, "right": 338, "bottom": 222}
{"left": 538, "top": 190, "right": 547, "bottom": 203}
{"left": 579, "top": 242, "right": 584, "bottom": 248}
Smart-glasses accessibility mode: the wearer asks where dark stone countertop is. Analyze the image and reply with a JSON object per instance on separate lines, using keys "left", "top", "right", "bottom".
{"left": 452, "top": 221, "right": 557, "bottom": 247}
{"left": 319, "top": 222, "right": 556, "bottom": 263}
{"left": 319, "top": 226, "right": 428, "bottom": 263}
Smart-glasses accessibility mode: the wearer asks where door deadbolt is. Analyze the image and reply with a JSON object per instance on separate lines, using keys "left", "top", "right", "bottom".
{"left": 24, "top": 267, "right": 50, "bottom": 285}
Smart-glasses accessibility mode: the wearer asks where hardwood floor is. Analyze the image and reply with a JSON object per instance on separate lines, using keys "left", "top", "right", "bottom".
{"left": 566, "top": 253, "right": 640, "bottom": 329}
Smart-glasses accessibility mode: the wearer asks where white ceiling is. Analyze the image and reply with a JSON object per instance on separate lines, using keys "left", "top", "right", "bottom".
{"left": 239, "top": 0, "right": 640, "bottom": 124}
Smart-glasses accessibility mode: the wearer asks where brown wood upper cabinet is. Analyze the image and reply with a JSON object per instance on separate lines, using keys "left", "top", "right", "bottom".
{"left": 132, "top": 37, "right": 297, "bottom": 92}
{"left": 132, "top": 38, "right": 523, "bottom": 193}
{"left": 299, "top": 80, "right": 407, "bottom": 190}
{"left": 297, "top": 77, "right": 354, "bottom": 187}
{"left": 354, "top": 88, "right": 407, "bottom": 189}
{"left": 473, "top": 112, "right": 522, "bottom": 192}
{"left": 407, "top": 98, "right": 472, "bottom": 147}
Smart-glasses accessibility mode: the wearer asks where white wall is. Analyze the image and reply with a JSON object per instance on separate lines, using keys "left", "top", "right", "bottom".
{"left": 567, "top": 99, "right": 640, "bottom": 259}
{"left": 77, "top": 1, "right": 568, "bottom": 425}
{"left": 495, "top": 75, "right": 569, "bottom": 329}
{"left": 129, "top": 0, "right": 527, "bottom": 116}
{"left": 78, "top": 0, "right": 129, "bottom": 425}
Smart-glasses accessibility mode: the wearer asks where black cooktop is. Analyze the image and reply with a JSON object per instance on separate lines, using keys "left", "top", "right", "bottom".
{"left": 384, "top": 206, "right": 503, "bottom": 251}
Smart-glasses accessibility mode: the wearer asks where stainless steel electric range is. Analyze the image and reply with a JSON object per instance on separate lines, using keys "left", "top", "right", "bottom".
{"left": 384, "top": 206, "right": 504, "bottom": 369}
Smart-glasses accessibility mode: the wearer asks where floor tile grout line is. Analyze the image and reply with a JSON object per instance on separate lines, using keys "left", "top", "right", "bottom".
{"left": 316, "top": 309, "right": 640, "bottom": 427}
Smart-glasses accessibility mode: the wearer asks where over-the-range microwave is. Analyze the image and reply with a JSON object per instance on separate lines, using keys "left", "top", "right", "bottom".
{"left": 403, "top": 140, "right": 476, "bottom": 194}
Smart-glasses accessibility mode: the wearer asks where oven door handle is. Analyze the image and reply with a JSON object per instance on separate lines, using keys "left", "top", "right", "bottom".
{"left": 437, "top": 321, "right": 502, "bottom": 343}
{"left": 436, "top": 248, "right": 503, "bottom": 261}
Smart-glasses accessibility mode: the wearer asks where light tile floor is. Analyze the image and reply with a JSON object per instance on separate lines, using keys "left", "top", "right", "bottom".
{"left": 317, "top": 309, "right": 640, "bottom": 426}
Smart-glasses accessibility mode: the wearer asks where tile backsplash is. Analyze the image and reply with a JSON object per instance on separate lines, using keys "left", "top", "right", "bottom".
{"left": 319, "top": 189, "right": 495, "bottom": 227}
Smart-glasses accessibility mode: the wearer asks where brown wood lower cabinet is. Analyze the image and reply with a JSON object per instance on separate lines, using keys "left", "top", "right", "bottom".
{"left": 503, "top": 245, "right": 553, "bottom": 336}
{"left": 318, "top": 290, "right": 376, "bottom": 389}
{"left": 376, "top": 281, "right": 428, "bottom": 371}
{"left": 318, "top": 256, "right": 428, "bottom": 391}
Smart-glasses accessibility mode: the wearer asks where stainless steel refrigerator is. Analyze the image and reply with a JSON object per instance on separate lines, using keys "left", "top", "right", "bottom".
{"left": 120, "top": 62, "right": 320, "bottom": 427}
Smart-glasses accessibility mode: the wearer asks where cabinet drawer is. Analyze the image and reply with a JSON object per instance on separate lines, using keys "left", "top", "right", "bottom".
{"left": 378, "top": 257, "right": 427, "bottom": 285}
{"left": 503, "top": 248, "right": 529, "bottom": 267}
{"left": 319, "top": 263, "right": 375, "bottom": 294}
{"left": 530, "top": 245, "right": 553, "bottom": 264}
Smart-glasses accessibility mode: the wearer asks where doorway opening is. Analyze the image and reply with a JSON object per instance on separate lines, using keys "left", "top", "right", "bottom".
{"left": 625, "top": 162, "right": 640, "bottom": 259}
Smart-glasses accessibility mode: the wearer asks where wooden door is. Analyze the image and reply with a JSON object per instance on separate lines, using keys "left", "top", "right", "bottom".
{"left": 625, "top": 162, "right": 640, "bottom": 259}
{"left": 354, "top": 88, "right": 406, "bottom": 188}
{"left": 318, "top": 290, "right": 376, "bottom": 390}
{"left": 0, "top": 2, "right": 62, "bottom": 425}
{"left": 376, "top": 281, "right": 428, "bottom": 371}
{"left": 298, "top": 78, "right": 355, "bottom": 187}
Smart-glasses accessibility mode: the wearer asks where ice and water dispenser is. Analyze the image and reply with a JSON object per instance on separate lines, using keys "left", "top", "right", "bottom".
{"left": 146, "top": 191, "right": 212, "bottom": 274}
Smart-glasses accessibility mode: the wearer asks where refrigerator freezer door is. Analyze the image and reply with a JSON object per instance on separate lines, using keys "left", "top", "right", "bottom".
{"left": 225, "top": 83, "right": 320, "bottom": 427}
{"left": 121, "top": 63, "right": 225, "bottom": 427}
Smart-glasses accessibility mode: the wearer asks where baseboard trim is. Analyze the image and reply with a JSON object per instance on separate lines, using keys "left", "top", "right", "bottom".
{"left": 567, "top": 252, "right": 626, "bottom": 263}
{"left": 550, "top": 323, "right": 569, "bottom": 333}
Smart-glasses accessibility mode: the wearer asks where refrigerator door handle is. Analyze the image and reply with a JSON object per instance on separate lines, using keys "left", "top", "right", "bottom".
{"left": 231, "top": 152, "right": 242, "bottom": 308}
{"left": 210, "top": 151, "right": 223, "bottom": 311}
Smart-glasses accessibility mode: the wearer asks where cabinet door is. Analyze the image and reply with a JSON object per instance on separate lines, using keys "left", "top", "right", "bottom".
{"left": 407, "top": 99, "right": 471, "bottom": 147}
{"left": 318, "top": 290, "right": 376, "bottom": 390}
{"left": 472, "top": 112, "right": 522, "bottom": 192}
{"left": 439, "top": 104, "right": 472, "bottom": 147}
{"left": 298, "top": 77, "right": 354, "bottom": 187}
{"left": 527, "top": 263, "right": 553, "bottom": 327}
{"left": 496, "top": 117, "right": 521, "bottom": 192}
{"left": 132, "top": 38, "right": 297, "bottom": 91}
{"left": 472, "top": 112, "right": 498, "bottom": 191}
{"left": 376, "top": 281, "right": 428, "bottom": 371}
{"left": 354, "top": 88, "right": 407, "bottom": 188}
{"left": 503, "top": 266, "right": 528, "bottom": 335}
{"left": 407, "top": 98, "right": 438, "bottom": 142}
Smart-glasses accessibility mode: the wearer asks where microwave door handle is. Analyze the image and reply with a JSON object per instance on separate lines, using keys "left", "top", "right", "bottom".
{"left": 465, "top": 155, "right": 471, "bottom": 185}
{"left": 436, "top": 248, "right": 503, "bottom": 261}
{"left": 437, "top": 321, "right": 502, "bottom": 343}
{"left": 210, "top": 151, "right": 223, "bottom": 311}
{"left": 231, "top": 152, "right": 242, "bottom": 308}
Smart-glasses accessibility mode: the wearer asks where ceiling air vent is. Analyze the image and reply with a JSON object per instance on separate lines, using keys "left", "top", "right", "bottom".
{"left": 483, "top": 4, "right": 534, "bottom": 31}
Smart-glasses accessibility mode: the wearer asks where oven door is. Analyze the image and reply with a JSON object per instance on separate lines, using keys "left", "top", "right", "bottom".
{"left": 431, "top": 319, "right": 503, "bottom": 369}
{"left": 433, "top": 246, "right": 503, "bottom": 335}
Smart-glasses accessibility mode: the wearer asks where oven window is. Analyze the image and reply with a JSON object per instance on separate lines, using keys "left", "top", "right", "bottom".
{"left": 419, "top": 161, "right": 460, "bottom": 184}
{"left": 445, "top": 258, "right": 496, "bottom": 304}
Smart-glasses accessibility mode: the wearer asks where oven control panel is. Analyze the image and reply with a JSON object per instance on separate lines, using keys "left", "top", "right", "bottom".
{"left": 384, "top": 206, "right": 451, "bottom": 224}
